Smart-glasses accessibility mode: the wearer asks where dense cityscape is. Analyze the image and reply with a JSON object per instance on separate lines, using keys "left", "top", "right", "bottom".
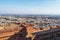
{"left": 0, "top": 15, "right": 60, "bottom": 29}
{"left": 0, "top": 0, "right": 60, "bottom": 40}
{"left": 0, "top": 15, "right": 60, "bottom": 40}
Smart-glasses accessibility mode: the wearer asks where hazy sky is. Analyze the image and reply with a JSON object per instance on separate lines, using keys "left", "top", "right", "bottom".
{"left": 0, "top": 0, "right": 60, "bottom": 15}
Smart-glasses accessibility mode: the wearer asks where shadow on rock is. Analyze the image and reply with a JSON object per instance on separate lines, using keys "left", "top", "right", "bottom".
{"left": 8, "top": 24, "right": 31, "bottom": 40}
